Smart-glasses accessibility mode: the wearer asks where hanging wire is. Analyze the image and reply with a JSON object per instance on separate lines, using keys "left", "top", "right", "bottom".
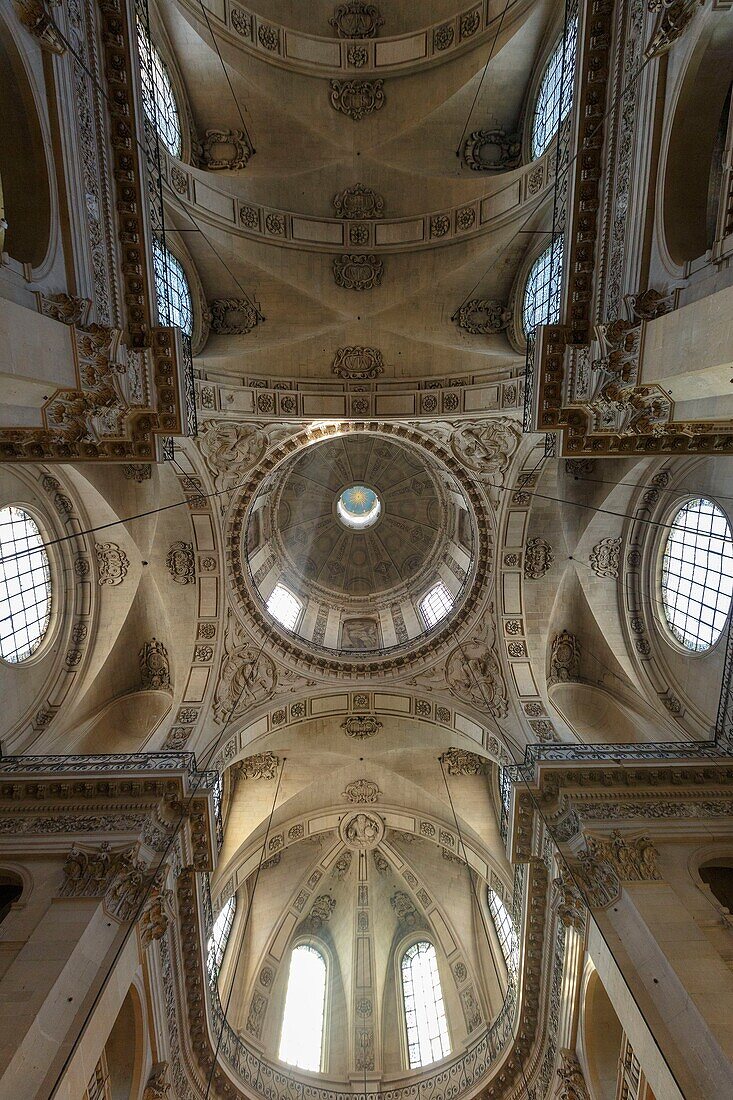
{"left": 454, "top": 0, "right": 517, "bottom": 157}
{"left": 195, "top": 0, "right": 256, "bottom": 152}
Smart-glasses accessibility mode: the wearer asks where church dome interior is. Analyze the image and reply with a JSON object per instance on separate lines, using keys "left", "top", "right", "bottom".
{"left": 0, "top": 0, "right": 733, "bottom": 1098}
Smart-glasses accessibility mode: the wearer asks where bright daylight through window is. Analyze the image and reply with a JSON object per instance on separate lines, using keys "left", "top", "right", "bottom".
{"left": 487, "top": 888, "right": 519, "bottom": 972}
{"left": 420, "top": 581, "right": 454, "bottom": 629}
{"left": 279, "top": 945, "right": 327, "bottom": 1071}
{"left": 401, "top": 941, "right": 451, "bottom": 1068}
{"left": 207, "top": 895, "right": 236, "bottom": 979}
{"left": 137, "top": 21, "right": 182, "bottom": 157}
{"left": 0, "top": 507, "right": 52, "bottom": 664}
{"left": 153, "top": 240, "right": 193, "bottom": 337}
{"left": 660, "top": 497, "right": 733, "bottom": 651}
{"left": 522, "top": 237, "right": 564, "bottom": 339}
{"left": 266, "top": 583, "right": 302, "bottom": 631}
{"left": 531, "top": 15, "right": 579, "bottom": 158}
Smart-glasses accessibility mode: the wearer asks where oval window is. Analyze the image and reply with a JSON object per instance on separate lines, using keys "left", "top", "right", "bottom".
{"left": 660, "top": 497, "right": 733, "bottom": 651}
{"left": 0, "top": 507, "right": 53, "bottom": 663}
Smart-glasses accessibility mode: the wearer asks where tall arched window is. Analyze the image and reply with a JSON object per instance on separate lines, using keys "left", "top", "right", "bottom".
{"left": 531, "top": 15, "right": 579, "bottom": 159}
{"left": 522, "top": 237, "right": 564, "bottom": 339}
{"left": 0, "top": 507, "right": 52, "bottom": 664}
{"left": 207, "top": 894, "right": 236, "bottom": 979}
{"left": 279, "top": 944, "right": 327, "bottom": 1071}
{"left": 137, "top": 21, "right": 182, "bottom": 157}
{"left": 420, "top": 581, "right": 454, "bottom": 629}
{"left": 153, "top": 240, "right": 193, "bottom": 337}
{"left": 487, "top": 887, "right": 519, "bottom": 972}
{"left": 660, "top": 498, "right": 733, "bottom": 651}
{"left": 401, "top": 941, "right": 451, "bottom": 1069}
{"left": 266, "top": 583, "right": 302, "bottom": 631}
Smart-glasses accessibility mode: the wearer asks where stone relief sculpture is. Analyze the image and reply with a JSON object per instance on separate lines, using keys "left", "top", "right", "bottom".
{"left": 589, "top": 537, "right": 621, "bottom": 579}
{"left": 332, "top": 346, "right": 384, "bottom": 379}
{"left": 343, "top": 778, "right": 380, "bottom": 803}
{"left": 456, "top": 298, "right": 512, "bottom": 334}
{"left": 143, "top": 1062, "right": 171, "bottom": 1100}
{"left": 94, "top": 542, "right": 129, "bottom": 585}
{"left": 213, "top": 613, "right": 277, "bottom": 721}
{"left": 341, "top": 616, "right": 380, "bottom": 649}
{"left": 445, "top": 614, "right": 508, "bottom": 718}
{"left": 342, "top": 715, "right": 382, "bottom": 739}
{"left": 524, "top": 538, "right": 554, "bottom": 579}
{"left": 197, "top": 129, "right": 253, "bottom": 171}
{"left": 585, "top": 831, "right": 661, "bottom": 882}
{"left": 330, "top": 3, "right": 383, "bottom": 38}
{"left": 197, "top": 420, "right": 269, "bottom": 491}
{"left": 329, "top": 80, "right": 385, "bottom": 120}
{"left": 166, "top": 542, "right": 195, "bottom": 584}
{"left": 332, "top": 184, "right": 384, "bottom": 219}
{"left": 462, "top": 129, "right": 521, "bottom": 171}
{"left": 139, "top": 639, "right": 172, "bottom": 691}
{"left": 390, "top": 889, "right": 420, "bottom": 928}
{"left": 450, "top": 418, "right": 522, "bottom": 488}
{"left": 549, "top": 631, "right": 581, "bottom": 685}
{"left": 556, "top": 1049, "right": 590, "bottom": 1100}
{"left": 339, "top": 810, "right": 384, "bottom": 849}
{"left": 209, "top": 298, "right": 262, "bottom": 335}
{"left": 234, "top": 752, "right": 280, "bottom": 780}
{"left": 440, "top": 748, "right": 489, "bottom": 776}
{"left": 332, "top": 254, "right": 384, "bottom": 289}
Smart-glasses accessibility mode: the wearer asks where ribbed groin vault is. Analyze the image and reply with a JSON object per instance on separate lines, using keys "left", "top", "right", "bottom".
{"left": 1, "top": 0, "right": 733, "bottom": 1098}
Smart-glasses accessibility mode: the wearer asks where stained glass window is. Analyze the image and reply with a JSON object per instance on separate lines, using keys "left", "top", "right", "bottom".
{"left": 522, "top": 237, "right": 564, "bottom": 338}
{"left": 207, "top": 895, "right": 236, "bottom": 979}
{"left": 401, "top": 941, "right": 451, "bottom": 1068}
{"left": 420, "top": 581, "right": 454, "bottom": 629}
{"left": 279, "top": 945, "right": 327, "bottom": 1071}
{"left": 531, "top": 15, "right": 579, "bottom": 159}
{"left": 661, "top": 498, "right": 733, "bottom": 651}
{"left": 0, "top": 507, "right": 52, "bottom": 664}
{"left": 487, "top": 888, "right": 519, "bottom": 971}
{"left": 153, "top": 239, "right": 193, "bottom": 336}
{"left": 137, "top": 21, "right": 182, "bottom": 157}
{"left": 267, "top": 583, "right": 302, "bottom": 631}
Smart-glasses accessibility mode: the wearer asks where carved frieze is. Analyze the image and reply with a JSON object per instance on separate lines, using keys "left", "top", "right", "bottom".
{"left": 234, "top": 752, "right": 280, "bottom": 781}
{"left": 333, "top": 254, "right": 384, "bottom": 289}
{"left": 463, "top": 129, "right": 521, "bottom": 172}
{"left": 332, "top": 183, "right": 384, "bottom": 219}
{"left": 343, "top": 778, "right": 380, "bottom": 803}
{"left": 549, "top": 631, "right": 581, "bottom": 685}
{"left": 456, "top": 298, "right": 511, "bottom": 335}
{"left": 209, "top": 298, "right": 262, "bottom": 335}
{"left": 140, "top": 639, "right": 172, "bottom": 692}
{"left": 332, "top": 346, "right": 384, "bottom": 379}
{"left": 330, "top": 3, "right": 383, "bottom": 38}
{"left": 589, "top": 537, "right": 621, "bottom": 579}
{"left": 166, "top": 542, "right": 195, "bottom": 584}
{"left": 329, "top": 80, "right": 385, "bottom": 119}
{"left": 95, "top": 542, "right": 129, "bottom": 585}
{"left": 198, "top": 128, "right": 252, "bottom": 171}
{"left": 524, "top": 538, "right": 553, "bottom": 579}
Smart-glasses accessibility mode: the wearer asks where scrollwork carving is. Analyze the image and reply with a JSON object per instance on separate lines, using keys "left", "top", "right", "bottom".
{"left": 95, "top": 542, "right": 129, "bottom": 586}
{"left": 198, "top": 129, "right": 252, "bottom": 171}
{"left": 456, "top": 298, "right": 511, "bottom": 335}
{"left": 463, "top": 129, "right": 521, "bottom": 172}
{"left": 549, "top": 631, "right": 581, "bottom": 686}
{"left": 589, "top": 537, "right": 621, "bottom": 579}
{"left": 332, "top": 346, "right": 384, "bottom": 379}
{"left": 440, "top": 748, "right": 489, "bottom": 776}
{"left": 524, "top": 538, "right": 553, "bottom": 579}
{"left": 343, "top": 778, "right": 380, "bottom": 803}
{"left": 234, "top": 752, "right": 280, "bottom": 781}
{"left": 209, "top": 298, "right": 262, "bottom": 335}
{"left": 139, "top": 639, "right": 172, "bottom": 692}
{"left": 333, "top": 254, "right": 384, "bottom": 289}
{"left": 332, "top": 183, "right": 384, "bottom": 218}
{"left": 329, "top": 80, "right": 385, "bottom": 120}
{"left": 329, "top": 3, "right": 383, "bottom": 38}
{"left": 166, "top": 542, "right": 195, "bottom": 585}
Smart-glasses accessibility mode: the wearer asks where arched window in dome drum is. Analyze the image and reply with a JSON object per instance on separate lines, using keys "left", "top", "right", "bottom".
{"left": 401, "top": 940, "right": 451, "bottom": 1069}
{"left": 487, "top": 887, "right": 519, "bottom": 972}
{"left": 207, "top": 894, "right": 236, "bottom": 979}
{"left": 136, "top": 20, "right": 182, "bottom": 158}
{"left": 0, "top": 507, "right": 52, "bottom": 664}
{"left": 279, "top": 944, "right": 327, "bottom": 1071}
{"left": 531, "top": 13, "right": 579, "bottom": 159}
{"left": 266, "top": 583, "right": 302, "bottom": 631}
{"left": 419, "top": 581, "right": 454, "bottom": 629}
{"left": 152, "top": 240, "right": 193, "bottom": 337}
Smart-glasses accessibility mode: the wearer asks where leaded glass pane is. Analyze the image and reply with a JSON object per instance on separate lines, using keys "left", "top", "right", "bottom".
{"left": 531, "top": 16, "right": 579, "bottom": 159}
{"left": 661, "top": 497, "right": 733, "bottom": 651}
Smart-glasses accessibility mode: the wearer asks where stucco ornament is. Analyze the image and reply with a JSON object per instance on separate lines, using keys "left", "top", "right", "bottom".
{"left": 342, "top": 714, "right": 382, "bottom": 739}
{"left": 95, "top": 542, "right": 129, "bottom": 585}
{"left": 166, "top": 541, "right": 195, "bottom": 584}
{"left": 586, "top": 830, "right": 661, "bottom": 882}
{"left": 333, "top": 254, "right": 384, "bottom": 289}
{"left": 524, "top": 537, "right": 554, "bottom": 579}
{"left": 214, "top": 615, "right": 277, "bottom": 721}
{"left": 445, "top": 615, "right": 508, "bottom": 718}
{"left": 463, "top": 129, "right": 521, "bottom": 171}
{"left": 589, "top": 536, "right": 621, "bottom": 579}
{"left": 234, "top": 752, "right": 280, "bottom": 781}
{"left": 332, "top": 346, "right": 384, "bottom": 379}
{"left": 209, "top": 298, "right": 261, "bottom": 335}
{"left": 440, "top": 748, "right": 489, "bottom": 775}
{"left": 343, "top": 778, "right": 380, "bottom": 803}
{"left": 329, "top": 80, "right": 385, "bottom": 120}
{"left": 450, "top": 418, "right": 521, "bottom": 485}
{"left": 198, "top": 128, "right": 252, "bottom": 171}
{"left": 197, "top": 420, "right": 268, "bottom": 491}
{"left": 332, "top": 183, "right": 384, "bottom": 219}
{"left": 456, "top": 298, "right": 511, "bottom": 334}
{"left": 556, "top": 1049, "right": 590, "bottom": 1100}
{"left": 139, "top": 639, "right": 172, "bottom": 691}
{"left": 330, "top": 3, "right": 384, "bottom": 37}
{"left": 549, "top": 630, "right": 581, "bottom": 685}
{"left": 339, "top": 810, "right": 384, "bottom": 849}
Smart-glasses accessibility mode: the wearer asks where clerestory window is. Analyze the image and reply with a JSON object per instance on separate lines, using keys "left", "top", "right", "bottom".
{"left": 401, "top": 940, "right": 451, "bottom": 1069}
{"left": 531, "top": 15, "right": 579, "bottom": 159}
{"left": 207, "top": 894, "right": 236, "bottom": 979}
{"left": 152, "top": 240, "right": 193, "bottom": 337}
{"left": 137, "top": 21, "right": 182, "bottom": 158}
{"left": 522, "top": 237, "right": 564, "bottom": 339}
{"left": 279, "top": 944, "right": 327, "bottom": 1071}
{"left": 487, "top": 887, "right": 519, "bottom": 972}
{"left": 0, "top": 506, "right": 52, "bottom": 664}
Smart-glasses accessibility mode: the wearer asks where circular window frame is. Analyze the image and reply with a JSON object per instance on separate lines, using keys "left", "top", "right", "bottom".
{"left": 0, "top": 502, "right": 59, "bottom": 668}
{"left": 655, "top": 494, "right": 733, "bottom": 657}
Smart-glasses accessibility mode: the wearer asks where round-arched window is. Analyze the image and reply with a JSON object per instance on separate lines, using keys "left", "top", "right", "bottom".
{"left": 531, "top": 16, "right": 579, "bottom": 159}
{"left": 137, "top": 21, "right": 182, "bottom": 158}
{"left": 0, "top": 507, "right": 52, "bottom": 663}
{"left": 522, "top": 237, "right": 564, "bottom": 338}
{"left": 660, "top": 498, "right": 733, "bottom": 651}
{"left": 152, "top": 240, "right": 193, "bottom": 336}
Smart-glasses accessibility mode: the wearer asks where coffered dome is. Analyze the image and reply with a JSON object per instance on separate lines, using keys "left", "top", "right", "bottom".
{"left": 245, "top": 433, "right": 477, "bottom": 655}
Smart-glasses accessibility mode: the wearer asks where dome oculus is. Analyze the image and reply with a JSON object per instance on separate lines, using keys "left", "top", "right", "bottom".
{"left": 337, "top": 485, "right": 381, "bottom": 530}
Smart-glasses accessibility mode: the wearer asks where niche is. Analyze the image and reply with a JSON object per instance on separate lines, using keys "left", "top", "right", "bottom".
{"left": 583, "top": 970, "right": 623, "bottom": 1100}
{"left": 105, "top": 987, "right": 142, "bottom": 1100}
{"left": 0, "top": 871, "right": 23, "bottom": 924}
{"left": 699, "top": 859, "right": 733, "bottom": 912}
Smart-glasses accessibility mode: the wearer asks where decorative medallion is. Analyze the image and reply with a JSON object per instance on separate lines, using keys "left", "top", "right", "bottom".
{"left": 139, "top": 639, "right": 172, "bottom": 691}
{"left": 434, "top": 23, "right": 454, "bottom": 50}
{"left": 549, "top": 631, "right": 581, "bottom": 685}
{"left": 333, "top": 183, "right": 385, "bottom": 219}
{"left": 329, "top": 3, "right": 384, "bottom": 38}
{"left": 333, "top": 254, "right": 384, "bottom": 290}
{"left": 199, "top": 129, "right": 252, "bottom": 171}
{"left": 460, "top": 9, "right": 481, "bottom": 38}
{"left": 339, "top": 810, "right": 384, "bottom": 850}
{"left": 589, "top": 536, "right": 622, "bottom": 579}
{"left": 95, "top": 542, "right": 129, "bottom": 586}
{"left": 343, "top": 778, "right": 380, "bottom": 803}
{"left": 166, "top": 542, "right": 195, "bottom": 584}
{"left": 332, "top": 346, "right": 384, "bottom": 379}
{"left": 524, "top": 537, "right": 554, "bottom": 579}
{"left": 456, "top": 298, "right": 511, "bottom": 334}
{"left": 209, "top": 298, "right": 262, "bottom": 335}
{"left": 257, "top": 23, "right": 279, "bottom": 51}
{"left": 234, "top": 752, "right": 280, "bottom": 780}
{"left": 463, "top": 129, "right": 521, "bottom": 171}
{"left": 348, "top": 45, "right": 368, "bottom": 66}
{"left": 329, "top": 79, "right": 385, "bottom": 120}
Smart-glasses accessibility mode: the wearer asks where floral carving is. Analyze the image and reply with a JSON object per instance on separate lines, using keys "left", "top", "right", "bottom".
{"left": 230, "top": 8, "right": 252, "bottom": 38}
{"left": 343, "top": 778, "right": 380, "bottom": 803}
{"left": 234, "top": 752, "right": 280, "bottom": 781}
{"left": 460, "top": 9, "right": 481, "bottom": 38}
{"left": 553, "top": 868, "right": 586, "bottom": 931}
{"left": 333, "top": 254, "right": 384, "bottom": 289}
{"left": 332, "top": 850, "right": 353, "bottom": 879}
{"left": 166, "top": 542, "right": 195, "bottom": 584}
{"left": 95, "top": 542, "right": 129, "bottom": 586}
{"left": 590, "top": 536, "right": 621, "bottom": 579}
{"left": 431, "top": 214, "right": 451, "bottom": 237}
{"left": 122, "top": 464, "right": 151, "bottom": 482}
{"left": 332, "top": 346, "right": 384, "bottom": 379}
{"left": 199, "top": 129, "right": 252, "bottom": 171}
{"left": 329, "top": 80, "right": 385, "bottom": 120}
{"left": 330, "top": 3, "right": 384, "bottom": 38}
{"left": 301, "top": 894, "right": 336, "bottom": 933}
{"left": 463, "top": 129, "right": 521, "bottom": 171}
{"left": 348, "top": 44, "right": 368, "bottom": 66}
{"left": 209, "top": 298, "right": 262, "bottom": 335}
{"left": 139, "top": 639, "right": 171, "bottom": 692}
{"left": 434, "top": 23, "right": 454, "bottom": 50}
{"left": 257, "top": 23, "right": 279, "bottom": 51}
{"left": 333, "top": 185, "right": 382, "bottom": 222}
{"left": 342, "top": 714, "right": 382, "bottom": 739}
{"left": 586, "top": 831, "right": 661, "bottom": 882}
{"left": 456, "top": 206, "right": 476, "bottom": 231}
{"left": 524, "top": 538, "right": 553, "bottom": 579}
